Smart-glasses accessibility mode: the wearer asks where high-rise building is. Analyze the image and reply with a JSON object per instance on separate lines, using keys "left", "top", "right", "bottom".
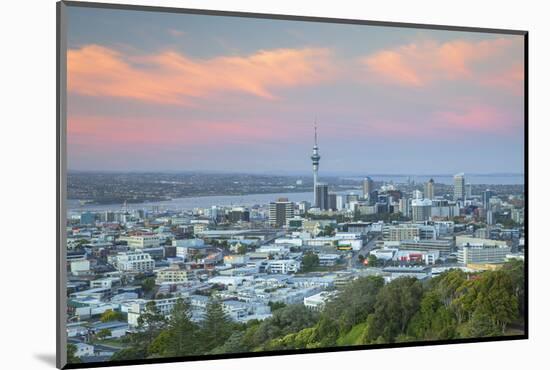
{"left": 315, "top": 183, "right": 329, "bottom": 211}
{"left": 454, "top": 173, "right": 465, "bottom": 202}
{"left": 399, "top": 197, "right": 410, "bottom": 218}
{"left": 482, "top": 189, "right": 494, "bottom": 210}
{"left": 362, "top": 177, "right": 374, "bottom": 200}
{"left": 80, "top": 212, "right": 96, "bottom": 225}
{"left": 227, "top": 207, "right": 250, "bottom": 223}
{"left": 311, "top": 123, "right": 321, "bottom": 206}
{"left": 336, "top": 195, "right": 345, "bottom": 211}
{"left": 486, "top": 210, "right": 494, "bottom": 225}
{"left": 269, "top": 198, "right": 294, "bottom": 227}
{"left": 328, "top": 193, "right": 337, "bottom": 211}
{"left": 466, "top": 183, "right": 472, "bottom": 199}
{"left": 411, "top": 199, "right": 432, "bottom": 222}
{"left": 424, "top": 178, "right": 435, "bottom": 200}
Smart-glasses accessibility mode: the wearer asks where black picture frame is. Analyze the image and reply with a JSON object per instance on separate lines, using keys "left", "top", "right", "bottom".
{"left": 56, "top": 1, "right": 528, "bottom": 368}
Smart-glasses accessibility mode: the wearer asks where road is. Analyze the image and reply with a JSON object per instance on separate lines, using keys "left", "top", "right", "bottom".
{"left": 349, "top": 233, "right": 382, "bottom": 268}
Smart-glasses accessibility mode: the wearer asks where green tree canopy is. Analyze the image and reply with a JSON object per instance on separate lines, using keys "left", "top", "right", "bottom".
{"left": 200, "top": 299, "right": 233, "bottom": 352}
{"left": 301, "top": 253, "right": 320, "bottom": 272}
{"left": 100, "top": 309, "right": 125, "bottom": 323}
{"left": 364, "top": 277, "right": 424, "bottom": 343}
{"left": 149, "top": 298, "right": 199, "bottom": 357}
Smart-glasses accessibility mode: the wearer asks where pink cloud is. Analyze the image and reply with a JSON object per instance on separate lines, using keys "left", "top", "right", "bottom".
{"left": 432, "top": 104, "right": 520, "bottom": 133}
{"left": 68, "top": 45, "right": 335, "bottom": 105}
{"left": 480, "top": 63, "right": 524, "bottom": 95}
{"left": 68, "top": 116, "right": 280, "bottom": 147}
{"left": 362, "top": 38, "right": 522, "bottom": 93}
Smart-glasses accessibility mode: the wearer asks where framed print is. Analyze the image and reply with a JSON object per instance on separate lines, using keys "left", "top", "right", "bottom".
{"left": 57, "top": 1, "right": 527, "bottom": 368}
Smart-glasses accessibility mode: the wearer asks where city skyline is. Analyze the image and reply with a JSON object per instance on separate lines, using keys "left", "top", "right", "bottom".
{"left": 67, "top": 7, "right": 525, "bottom": 174}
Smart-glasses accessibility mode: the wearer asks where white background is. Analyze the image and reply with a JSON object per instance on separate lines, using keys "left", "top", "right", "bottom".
{"left": 0, "top": 0, "right": 546, "bottom": 369}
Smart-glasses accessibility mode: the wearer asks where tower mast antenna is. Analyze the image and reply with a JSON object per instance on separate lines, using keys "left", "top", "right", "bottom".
{"left": 314, "top": 117, "right": 318, "bottom": 147}
{"left": 311, "top": 118, "right": 321, "bottom": 207}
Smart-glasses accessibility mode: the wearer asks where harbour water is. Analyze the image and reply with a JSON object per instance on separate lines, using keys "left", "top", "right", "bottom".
{"left": 67, "top": 192, "right": 314, "bottom": 213}
{"left": 67, "top": 174, "right": 523, "bottom": 213}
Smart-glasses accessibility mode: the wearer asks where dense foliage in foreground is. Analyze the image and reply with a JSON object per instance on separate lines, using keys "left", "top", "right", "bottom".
{"left": 105, "top": 260, "right": 524, "bottom": 362}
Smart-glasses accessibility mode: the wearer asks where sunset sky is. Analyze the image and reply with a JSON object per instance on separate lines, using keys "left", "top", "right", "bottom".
{"left": 66, "top": 6, "right": 525, "bottom": 175}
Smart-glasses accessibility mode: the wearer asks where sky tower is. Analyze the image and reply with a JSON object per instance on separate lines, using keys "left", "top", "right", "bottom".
{"left": 311, "top": 121, "right": 321, "bottom": 207}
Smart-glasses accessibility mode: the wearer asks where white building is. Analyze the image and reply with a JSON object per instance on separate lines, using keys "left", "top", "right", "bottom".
{"left": 370, "top": 248, "right": 398, "bottom": 261}
{"left": 274, "top": 238, "right": 303, "bottom": 247}
{"left": 127, "top": 297, "right": 179, "bottom": 327}
{"left": 70, "top": 259, "right": 90, "bottom": 274}
{"left": 90, "top": 277, "right": 121, "bottom": 289}
{"left": 113, "top": 250, "right": 155, "bottom": 272}
{"left": 172, "top": 239, "right": 205, "bottom": 248}
{"left": 304, "top": 291, "right": 335, "bottom": 311}
{"left": 123, "top": 234, "right": 161, "bottom": 249}
{"left": 458, "top": 243, "right": 512, "bottom": 264}
{"left": 411, "top": 199, "right": 432, "bottom": 222}
{"left": 260, "top": 259, "right": 301, "bottom": 274}
{"left": 73, "top": 342, "right": 94, "bottom": 358}
{"left": 317, "top": 253, "right": 341, "bottom": 266}
{"left": 155, "top": 265, "right": 188, "bottom": 284}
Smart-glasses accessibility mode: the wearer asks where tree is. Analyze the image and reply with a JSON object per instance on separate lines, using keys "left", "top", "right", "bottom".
{"left": 141, "top": 277, "right": 156, "bottom": 293}
{"left": 358, "top": 254, "right": 365, "bottom": 263}
{"left": 432, "top": 269, "right": 467, "bottom": 308}
{"left": 252, "top": 304, "right": 319, "bottom": 349}
{"left": 301, "top": 253, "right": 320, "bottom": 272}
{"left": 366, "top": 254, "right": 378, "bottom": 267}
{"left": 136, "top": 301, "right": 167, "bottom": 351}
{"left": 407, "top": 291, "right": 457, "bottom": 340}
{"left": 364, "top": 277, "right": 423, "bottom": 343}
{"left": 469, "top": 270, "right": 518, "bottom": 334}
{"left": 317, "top": 276, "right": 384, "bottom": 345}
{"left": 96, "top": 329, "right": 112, "bottom": 341}
{"left": 107, "top": 302, "right": 166, "bottom": 361}
{"left": 100, "top": 309, "right": 125, "bottom": 323}
{"left": 210, "top": 332, "right": 247, "bottom": 354}
{"left": 200, "top": 299, "right": 233, "bottom": 352}
{"left": 501, "top": 259, "right": 525, "bottom": 316}
{"left": 321, "top": 225, "right": 335, "bottom": 237}
{"left": 149, "top": 298, "right": 199, "bottom": 357}
{"left": 237, "top": 244, "right": 247, "bottom": 255}
{"left": 67, "top": 344, "right": 81, "bottom": 364}
{"left": 110, "top": 346, "right": 147, "bottom": 361}
{"left": 268, "top": 301, "right": 287, "bottom": 312}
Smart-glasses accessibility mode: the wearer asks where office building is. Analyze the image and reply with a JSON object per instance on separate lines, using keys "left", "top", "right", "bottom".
{"left": 457, "top": 243, "right": 512, "bottom": 264}
{"left": 482, "top": 189, "right": 495, "bottom": 210}
{"left": 80, "top": 212, "right": 96, "bottom": 225}
{"left": 424, "top": 178, "right": 435, "bottom": 200}
{"left": 487, "top": 210, "right": 494, "bottom": 225}
{"left": 411, "top": 199, "right": 432, "bottom": 222}
{"left": 269, "top": 198, "right": 295, "bottom": 227}
{"left": 155, "top": 264, "right": 188, "bottom": 284}
{"left": 315, "top": 183, "right": 329, "bottom": 211}
{"left": 399, "top": 198, "right": 410, "bottom": 217}
{"left": 454, "top": 173, "right": 465, "bottom": 201}
{"left": 399, "top": 239, "right": 454, "bottom": 257}
{"left": 336, "top": 195, "right": 345, "bottom": 211}
{"left": 362, "top": 177, "right": 374, "bottom": 200}
{"left": 123, "top": 234, "right": 161, "bottom": 249}
{"left": 328, "top": 193, "right": 337, "bottom": 211}
{"left": 113, "top": 250, "right": 155, "bottom": 272}
{"left": 227, "top": 207, "right": 250, "bottom": 223}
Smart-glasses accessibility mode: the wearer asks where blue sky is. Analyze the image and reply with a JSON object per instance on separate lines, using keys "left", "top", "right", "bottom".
{"left": 66, "top": 5, "right": 525, "bottom": 175}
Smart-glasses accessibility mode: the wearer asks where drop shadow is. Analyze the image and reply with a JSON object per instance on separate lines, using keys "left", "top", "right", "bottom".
{"left": 34, "top": 353, "right": 57, "bottom": 367}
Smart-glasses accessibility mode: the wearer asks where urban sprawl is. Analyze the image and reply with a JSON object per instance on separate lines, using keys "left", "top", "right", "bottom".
{"left": 66, "top": 129, "right": 525, "bottom": 363}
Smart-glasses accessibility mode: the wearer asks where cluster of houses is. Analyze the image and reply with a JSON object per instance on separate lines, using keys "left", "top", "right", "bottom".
{"left": 66, "top": 207, "right": 523, "bottom": 362}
